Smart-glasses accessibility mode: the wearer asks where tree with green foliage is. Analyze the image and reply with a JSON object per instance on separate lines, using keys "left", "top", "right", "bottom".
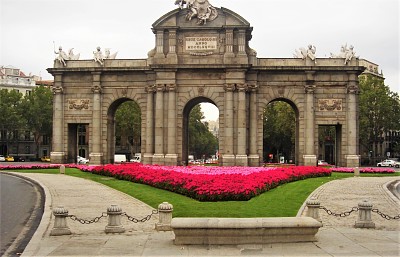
{"left": 263, "top": 101, "right": 296, "bottom": 162}
{"left": 188, "top": 104, "right": 218, "bottom": 159}
{"left": 359, "top": 74, "right": 400, "bottom": 159}
{"left": 0, "top": 89, "right": 24, "bottom": 155}
{"left": 19, "top": 86, "right": 53, "bottom": 158}
{"left": 115, "top": 101, "right": 141, "bottom": 156}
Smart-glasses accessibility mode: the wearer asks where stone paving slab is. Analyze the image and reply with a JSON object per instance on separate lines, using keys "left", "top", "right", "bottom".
{"left": 10, "top": 173, "right": 400, "bottom": 257}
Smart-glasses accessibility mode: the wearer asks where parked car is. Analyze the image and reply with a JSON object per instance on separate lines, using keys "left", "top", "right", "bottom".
{"left": 0, "top": 155, "right": 5, "bottom": 162}
{"left": 5, "top": 156, "right": 14, "bottom": 162}
{"left": 41, "top": 156, "right": 51, "bottom": 162}
{"left": 376, "top": 159, "right": 397, "bottom": 167}
{"left": 77, "top": 156, "right": 89, "bottom": 164}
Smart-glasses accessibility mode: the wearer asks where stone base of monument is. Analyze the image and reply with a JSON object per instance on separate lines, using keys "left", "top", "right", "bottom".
{"left": 171, "top": 217, "right": 322, "bottom": 245}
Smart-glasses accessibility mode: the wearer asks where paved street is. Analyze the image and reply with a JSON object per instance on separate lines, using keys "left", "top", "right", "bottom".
{"left": 0, "top": 173, "right": 43, "bottom": 256}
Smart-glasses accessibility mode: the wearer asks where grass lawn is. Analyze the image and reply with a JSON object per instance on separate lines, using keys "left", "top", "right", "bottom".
{"left": 3, "top": 168, "right": 399, "bottom": 217}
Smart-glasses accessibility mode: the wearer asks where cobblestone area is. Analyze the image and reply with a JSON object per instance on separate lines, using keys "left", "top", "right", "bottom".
{"left": 303, "top": 177, "right": 400, "bottom": 230}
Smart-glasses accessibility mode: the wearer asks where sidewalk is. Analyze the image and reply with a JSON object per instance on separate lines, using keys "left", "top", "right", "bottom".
{"left": 11, "top": 173, "right": 400, "bottom": 257}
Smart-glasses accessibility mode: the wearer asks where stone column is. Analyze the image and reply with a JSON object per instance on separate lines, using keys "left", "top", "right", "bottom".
{"left": 303, "top": 83, "right": 317, "bottom": 166}
{"left": 345, "top": 72, "right": 360, "bottom": 167}
{"left": 89, "top": 72, "right": 103, "bottom": 164}
{"left": 222, "top": 84, "right": 235, "bottom": 166}
{"left": 248, "top": 84, "right": 260, "bottom": 166}
{"left": 50, "top": 73, "right": 65, "bottom": 164}
{"left": 165, "top": 84, "right": 178, "bottom": 165}
{"left": 153, "top": 84, "right": 165, "bottom": 164}
{"left": 143, "top": 85, "right": 155, "bottom": 165}
{"left": 236, "top": 84, "right": 248, "bottom": 166}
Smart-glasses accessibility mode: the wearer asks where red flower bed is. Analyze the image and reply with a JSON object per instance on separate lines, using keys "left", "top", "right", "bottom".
{"left": 85, "top": 164, "right": 331, "bottom": 201}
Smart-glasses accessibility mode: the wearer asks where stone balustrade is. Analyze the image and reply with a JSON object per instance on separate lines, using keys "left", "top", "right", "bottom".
{"left": 171, "top": 217, "right": 322, "bottom": 245}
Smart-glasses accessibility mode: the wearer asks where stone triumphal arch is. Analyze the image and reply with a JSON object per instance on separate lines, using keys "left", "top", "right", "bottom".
{"left": 48, "top": 2, "right": 364, "bottom": 167}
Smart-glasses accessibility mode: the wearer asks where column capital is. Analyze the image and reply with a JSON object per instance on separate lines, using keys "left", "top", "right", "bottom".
{"left": 347, "top": 84, "right": 359, "bottom": 94}
{"left": 156, "top": 84, "right": 166, "bottom": 92}
{"left": 91, "top": 85, "right": 102, "bottom": 94}
{"left": 236, "top": 83, "right": 248, "bottom": 92}
{"left": 52, "top": 85, "right": 63, "bottom": 95}
{"left": 248, "top": 83, "right": 259, "bottom": 92}
{"left": 224, "top": 83, "right": 236, "bottom": 92}
{"left": 304, "top": 85, "right": 316, "bottom": 94}
{"left": 166, "top": 84, "right": 176, "bottom": 92}
{"left": 146, "top": 85, "right": 156, "bottom": 93}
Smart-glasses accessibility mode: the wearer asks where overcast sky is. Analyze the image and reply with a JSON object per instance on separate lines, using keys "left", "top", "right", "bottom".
{"left": 1, "top": 0, "right": 399, "bottom": 120}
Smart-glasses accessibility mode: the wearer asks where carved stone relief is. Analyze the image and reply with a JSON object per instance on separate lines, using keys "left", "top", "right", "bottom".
{"left": 318, "top": 99, "right": 343, "bottom": 111}
{"left": 68, "top": 99, "right": 90, "bottom": 110}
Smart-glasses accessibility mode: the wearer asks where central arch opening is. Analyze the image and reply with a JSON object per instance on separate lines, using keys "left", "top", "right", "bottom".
{"left": 107, "top": 98, "right": 141, "bottom": 163}
{"left": 263, "top": 99, "right": 299, "bottom": 165}
{"left": 182, "top": 97, "right": 219, "bottom": 165}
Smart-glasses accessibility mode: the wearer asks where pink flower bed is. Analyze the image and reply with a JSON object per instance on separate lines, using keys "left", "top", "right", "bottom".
{"left": 331, "top": 167, "right": 395, "bottom": 173}
{"left": 86, "top": 164, "right": 331, "bottom": 201}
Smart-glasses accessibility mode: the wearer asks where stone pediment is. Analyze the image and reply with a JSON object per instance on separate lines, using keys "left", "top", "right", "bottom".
{"left": 152, "top": 7, "right": 250, "bottom": 29}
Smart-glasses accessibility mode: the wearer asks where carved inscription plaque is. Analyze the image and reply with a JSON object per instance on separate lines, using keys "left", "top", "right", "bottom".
{"left": 185, "top": 37, "right": 217, "bottom": 51}
{"left": 318, "top": 99, "right": 343, "bottom": 111}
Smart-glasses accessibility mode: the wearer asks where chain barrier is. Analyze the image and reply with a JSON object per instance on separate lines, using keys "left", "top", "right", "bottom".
{"left": 319, "top": 206, "right": 359, "bottom": 217}
{"left": 372, "top": 209, "right": 400, "bottom": 220}
{"left": 69, "top": 213, "right": 107, "bottom": 224}
{"left": 122, "top": 210, "right": 159, "bottom": 223}
{"left": 67, "top": 210, "right": 159, "bottom": 224}
{"left": 318, "top": 206, "right": 400, "bottom": 221}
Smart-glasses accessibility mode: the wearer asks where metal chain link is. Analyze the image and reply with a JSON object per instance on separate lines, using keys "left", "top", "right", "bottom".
{"left": 68, "top": 213, "right": 107, "bottom": 224}
{"left": 371, "top": 209, "right": 400, "bottom": 220}
{"left": 121, "top": 210, "right": 159, "bottom": 223}
{"left": 319, "top": 206, "right": 359, "bottom": 217}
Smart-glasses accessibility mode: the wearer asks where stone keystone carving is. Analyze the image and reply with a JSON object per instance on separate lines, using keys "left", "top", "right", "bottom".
{"left": 175, "top": 0, "right": 218, "bottom": 25}
{"left": 293, "top": 45, "right": 317, "bottom": 64}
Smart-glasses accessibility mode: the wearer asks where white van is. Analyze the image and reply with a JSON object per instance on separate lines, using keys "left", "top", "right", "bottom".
{"left": 114, "top": 154, "right": 127, "bottom": 163}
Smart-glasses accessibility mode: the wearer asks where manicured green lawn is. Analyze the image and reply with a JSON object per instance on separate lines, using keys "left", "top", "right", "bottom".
{"left": 3, "top": 168, "right": 398, "bottom": 217}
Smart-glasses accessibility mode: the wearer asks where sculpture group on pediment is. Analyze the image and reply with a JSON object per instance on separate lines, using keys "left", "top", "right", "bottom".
{"left": 175, "top": 0, "right": 218, "bottom": 25}
{"left": 54, "top": 45, "right": 80, "bottom": 66}
{"left": 293, "top": 45, "right": 317, "bottom": 63}
{"left": 330, "top": 44, "right": 358, "bottom": 65}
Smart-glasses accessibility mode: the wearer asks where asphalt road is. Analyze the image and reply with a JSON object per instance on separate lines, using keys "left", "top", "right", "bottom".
{"left": 0, "top": 173, "right": 44, "bottom": 256}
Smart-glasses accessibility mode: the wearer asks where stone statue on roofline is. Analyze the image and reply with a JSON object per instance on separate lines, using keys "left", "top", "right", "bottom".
{"left": 53, "top": 42, "right": 81, "bottom": 66}
{"left": 330, "top": 44, "right": 358, "bottom": 65}
{"left": 93, "top": 46, "right": 105, "bottom": 65}
{"left": 293, "top": 45, "right": 317, "bottom": 64}
{"left": 174, "top": 0, "right": 218, "bottom": 25}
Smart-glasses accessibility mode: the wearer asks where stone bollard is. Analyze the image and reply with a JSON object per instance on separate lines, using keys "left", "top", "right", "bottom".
{"left": 155, "top": 202, "right": 173, "bottom": 231}
{"left": 355, "top": 199, "right": 375, "bottom": 228}
{"left": 354, "top": 167, "right": 360, "bottom": 177}
{"left": 59, "top": 165, "right": 65, "bottom": 174}
{"left": 105, "top": 205, "right": 125, "bottom": 233}
{"left": 306, "top": 197, "right": 321, "bottom": 222}
{"left": 50, "top": 206, "right": 72, "bottom": 236}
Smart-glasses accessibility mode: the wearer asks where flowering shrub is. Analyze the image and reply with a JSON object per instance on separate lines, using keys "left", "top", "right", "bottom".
{"left": 87, "top": 164, "right": 331, "bottom": 201}
{"left": 331, "top": 167, "right": 395, "bottom": 173}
